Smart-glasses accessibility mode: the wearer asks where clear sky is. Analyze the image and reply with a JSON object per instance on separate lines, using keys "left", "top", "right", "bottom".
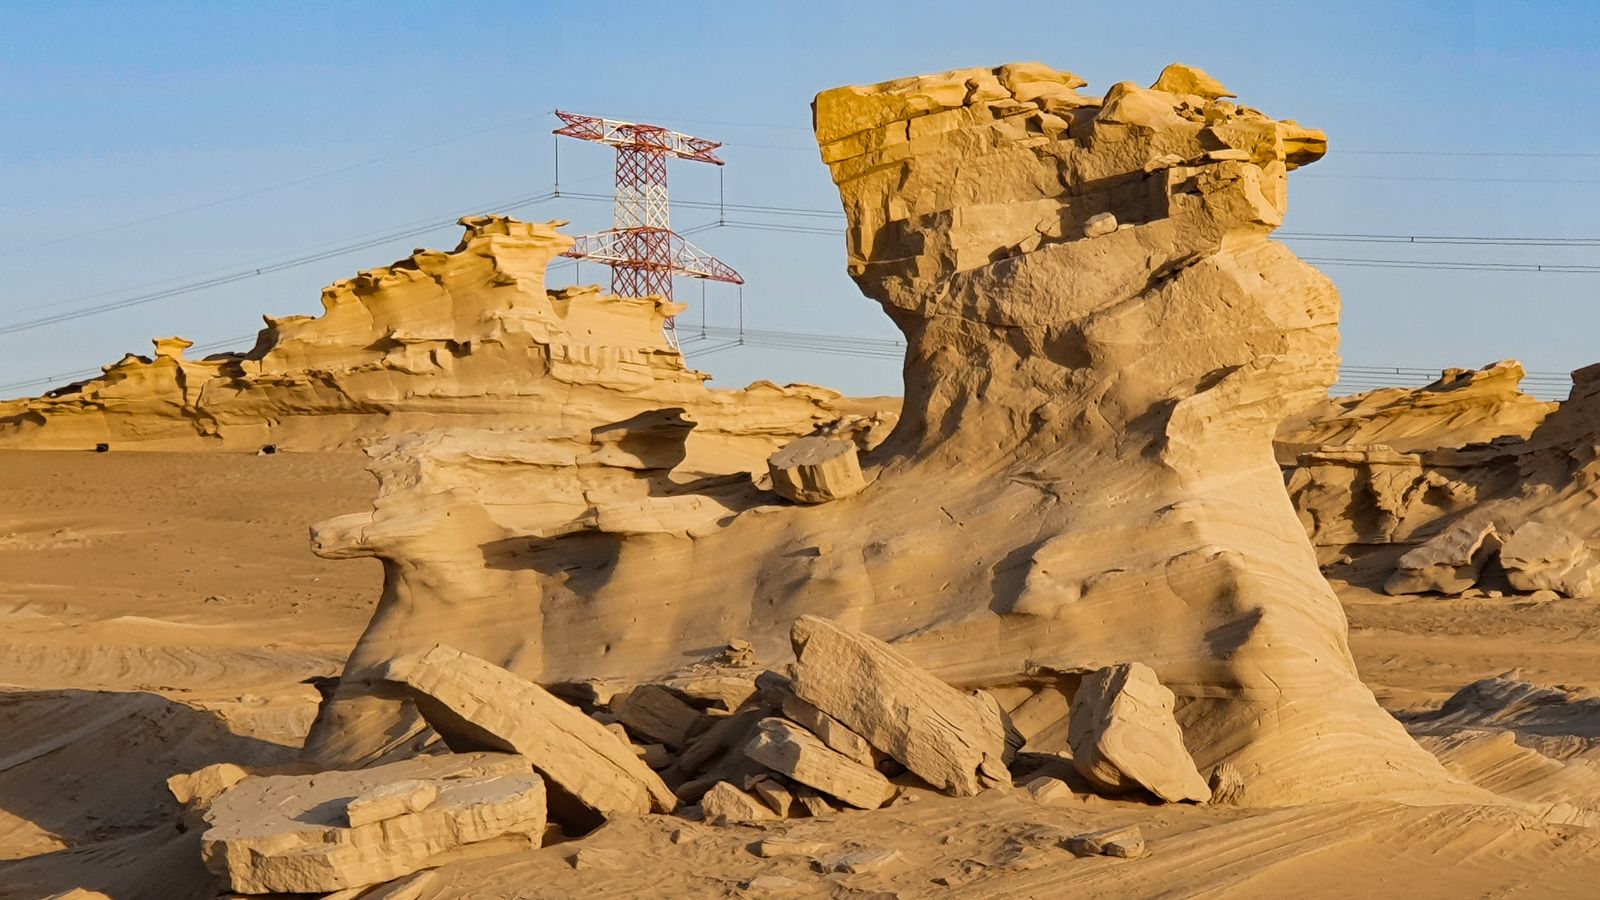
{"left": 3, "top": 1, "right": 1597, "bottom": 399}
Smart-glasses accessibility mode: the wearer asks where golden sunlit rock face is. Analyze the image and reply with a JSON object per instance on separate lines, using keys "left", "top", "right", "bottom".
{"left": 0, "top": 215, "right": 854, "bottom": 464}
{"left": 298, "top": 62, "right": 1484, "bottom": 808}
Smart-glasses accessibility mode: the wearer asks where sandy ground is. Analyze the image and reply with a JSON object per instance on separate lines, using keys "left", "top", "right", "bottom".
{"left": 5, "top": 450, "right": 1600, "bottom": 898}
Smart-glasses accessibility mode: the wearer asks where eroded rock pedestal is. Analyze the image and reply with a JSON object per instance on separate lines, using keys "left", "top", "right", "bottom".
{"left": 305, "top": 62, "right": 1481, "bottom": 805}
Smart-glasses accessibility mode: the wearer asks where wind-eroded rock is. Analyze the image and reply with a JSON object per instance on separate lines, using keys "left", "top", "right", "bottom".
{"left": 1068, "top": 663, "right": 1210, "bottom": 803}
{"left": 305, "top": 60, "right": 1483, "bottom": 805}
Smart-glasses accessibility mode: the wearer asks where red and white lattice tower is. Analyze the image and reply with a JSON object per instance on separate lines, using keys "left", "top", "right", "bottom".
{"left": 553, "top": 111, "right": 743, "bottom": 343}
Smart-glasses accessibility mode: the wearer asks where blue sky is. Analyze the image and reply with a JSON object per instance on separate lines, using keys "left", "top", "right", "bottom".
{"left": 3, "top": 1, "right": 1597, "bottom": 398}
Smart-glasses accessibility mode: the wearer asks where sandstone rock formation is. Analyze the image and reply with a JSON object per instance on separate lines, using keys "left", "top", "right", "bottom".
{"left": 1281, "top": 361, "right": 1556, "bottom": 551}
{"left": 200, "top": 753, "right": 544, "bottom": 894}
{"left": 0, "top": 215, "right": 862, "bottom": 456}
{"left": 1289, "top": 359, "right": 1600, "bottom": 597}
{"left": 767, "top": 436, "right": 868, "bottom": 503}
{"left": 303, "top": 60, "right": 1483, "bottom": 805}
{"left": 384, "top": 644, "right": 676, "bottom": 828}
{"left": 742, "top": 716, "right": 895, "bottom": 809}
{"left": 1067, "top": 663, "right": 1210, "bottom": 803}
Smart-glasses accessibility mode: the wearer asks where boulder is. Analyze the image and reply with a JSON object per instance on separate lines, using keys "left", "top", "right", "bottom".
{"left": 384, "top": 644, "right": 676, "bottom": 827}
{"left": 201, "top": 753, "right": 543, "bottom": 894}
{"left": 1385, "top": 519, "right": 1502, "bottom": 595}
{"left": 615, "top": 683, "right": 706, "bottom": 749}
{"left": 1068, "top": 663, "right": 1209, "bottom": 803}
{"left": 767, "top": 436, "right": 867, "bottom": 503}
{"left": 699, "top": 781, "right": 775, "bottom": 825}
{"left": 788, "top": 615, "right": 1013, "bottom": 796}
{"left": 777, "top": 686, "right": 877, "bottom": 767}
{"left": 1501, "top": 521, "right": 1596, "bottom": 597}
{"left": 743, "top": 717, "right": 895, "bottom": 810}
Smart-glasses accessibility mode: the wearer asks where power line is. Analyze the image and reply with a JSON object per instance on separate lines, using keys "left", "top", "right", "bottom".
{"left": 0, "top": 192, "right": 559, "bottom": 337}
{"left": 2, "top": 114, "right": 551, "bottom": 259}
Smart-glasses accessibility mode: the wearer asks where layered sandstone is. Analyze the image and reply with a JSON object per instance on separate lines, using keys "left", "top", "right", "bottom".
{"left": 0, "top": 215, "right": 856, "bottom": 460}
{"left": 304, "top": 61, "right": 1482, "bottom": 805}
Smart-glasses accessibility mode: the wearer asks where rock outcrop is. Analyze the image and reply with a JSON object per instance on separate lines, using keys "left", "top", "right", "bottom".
{"left": 304, "top": 61, "right": 1483, "bottom": 805}
{"left": 1281, "top": 361, "right": 1557, "bottom": 551}
{"left": 0, "top": 215, "right": 865, "bottom": 456}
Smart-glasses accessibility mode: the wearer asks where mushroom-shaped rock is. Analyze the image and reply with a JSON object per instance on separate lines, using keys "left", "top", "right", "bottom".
{"left": 767, "top": 436, "right": 867, "bottom": 503}
{"left": 1068, "top": 662, "right": 1209, "bottom": 803}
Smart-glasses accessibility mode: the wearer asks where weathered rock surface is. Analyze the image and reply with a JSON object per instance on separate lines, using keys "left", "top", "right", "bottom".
{"left": 615, "top": 683, "right": 707, "bottom": 750}
{"left": 1068, "top": 663, "right": 1209, "bottom": 803}
{"left": 743, "top": 717, "right": 895, "bottom": 809}
{"left": 345, "top": 779, "right": 439, "bottom": 827}
{"left": 201, "top": 753, "right": 544, "bottom": 894}
{"left": 304, "top": 60, "right": 1484, "bottom": 805}
{"left": 383, "top": 644, "right": 676, "bottom": 824}
{"left": 1067, "top": 824, "right": 1146, "bottom": 859}
{"left": 699, "top": 781, "right": 776, "bottom": 825}
{"left": 768, "top": 436, "right": 868, "bottom": 503}
{"left": 1385, "top": 520, "right": 1502, "bottom": 595}
{"left": 1500, "top": 521, "right": 1596, "bottom": 597}
{"left": 0, "top": 215, "right": 865, "bottom": 454}
{"left": 789, "top": 615, "right": 1012, "bottom": 797}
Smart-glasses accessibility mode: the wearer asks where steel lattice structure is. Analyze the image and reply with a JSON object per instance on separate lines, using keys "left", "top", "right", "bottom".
{"left": 553, "top": 111, "right": 743, "bottom": 317}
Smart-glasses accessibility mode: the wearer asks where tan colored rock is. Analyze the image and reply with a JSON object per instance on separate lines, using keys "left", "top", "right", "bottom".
{"left": 754, "top": 837, "right": 831, "bottom": 858}
{"left": 1385, "top": 520, "right": 1502, "bottom": 595}
{"left": 1501, "top": 521, "right": 1596, "bottom": 597}
{"left": 1068, "top": 663, "right": 1209, "bottom": 803}
{"left": 699, "top": 781, "right": 776, "bottom": 825}
{"left": 1068, "top": 824, "right": 1146, "bottom": 858}
{"left": 201, "top": 753, "right": 544, "bottom": 894}
{"left": 167, "top": 762, "right": 248, "bottom": 807}
{"left": 743, "top": 717, "right": 894, "bottom": 810}
{"left": 792, "top": 785, "right": 835, "bottom": 818}
{"left": 616, "top": 683, "right": 706, "bottom": 749}
{"left": 1082, "top": 212, "right": 1118, "bottom": 238}
{"left": 767, "top": 436, "right": 867, "bottom": 503}
{"left": 778, "top": 688, "right": 877, "bottom": 767}
{"left": 304, "top": 60, "right": 1485, "bottom": 809}
{"left": 1150, "top": 62, "right": 1235, "bottom": 99}
{"left": 383, "top": 644, "right": 676, "bottom": 823}
{"left": 822, "top": 848, "right": 903, "bottom": 874}
{"left": 345, "top": 779, "right": 439, "bottom": 827}
{"left": 789, "top": 615, "right": 1011, "bottom": 796}
{"left": 1025, "top": 775, "right": 1074, "bottom": 804}
{"left": 750, "top": 776, "right": 795, "bottom": 817}
{"left": 1208, "top": 761, "right": 1246, "bottom": 805}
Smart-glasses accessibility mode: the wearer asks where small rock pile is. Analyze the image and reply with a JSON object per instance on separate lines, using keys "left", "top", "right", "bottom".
{"left": 175, "top": 615, "right": 1216, "bottom": 894}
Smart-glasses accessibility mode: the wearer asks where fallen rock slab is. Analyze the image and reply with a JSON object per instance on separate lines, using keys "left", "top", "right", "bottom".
{"left": 768, "top": 436, "right": 867, "bottom": 503}
{"left": 788, "top": 615, "right": 1013, "bottom": 796}
{"left": 201, "top": 753, "right": 543, "bottom": 894}
{"left": 615, "top": 683, "right": 706, "bottom": 749}
{"left": 1068, "top": 663, "right": 1209, "bottom": 803}
{"left": 384, "top": 644, "right": 676, "bottom": 826}
{"left": 744, "top": 717, "right": 894, "bottom": 809}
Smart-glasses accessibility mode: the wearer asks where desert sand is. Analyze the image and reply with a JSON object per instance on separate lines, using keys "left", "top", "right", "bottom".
{"left": 6, "top": 61, "right": 1600, "bottom": 899}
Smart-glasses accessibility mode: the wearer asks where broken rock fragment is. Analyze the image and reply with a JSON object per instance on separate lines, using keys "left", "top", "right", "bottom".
{"left": 384, "top": 644, "right": 677, "bottom": 825}
{"left": 1500, "top": 521, "right": 1596, "bottom": 597}
{"left": 700, "top": 781, "right": 777, "bottom": 825}
{"left": 1068, "top": 663, "right": 1209, "bottom": 803}
{"left": 788, "top": 615, "right": 1013, "bottom": 796}
{"left": 1385, "top": 519, "right": 1501, "bottom": 595}
{"left": 616, "top": 683, "right": 707, "bottom": 749}
{"left": 201, "top": 753, "right": 543, "bottom": 894}
{"left": 345, "top": 779, "right": 439, "bottom": 827}
{"left": 1067, "top": 824, "right": 1146, "bottom": 859}
{"left": 744, "top": 717, "right": 895, "bottom": 809}
{"left": 767, "top": 436, "right": 867, "bottom": 503}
